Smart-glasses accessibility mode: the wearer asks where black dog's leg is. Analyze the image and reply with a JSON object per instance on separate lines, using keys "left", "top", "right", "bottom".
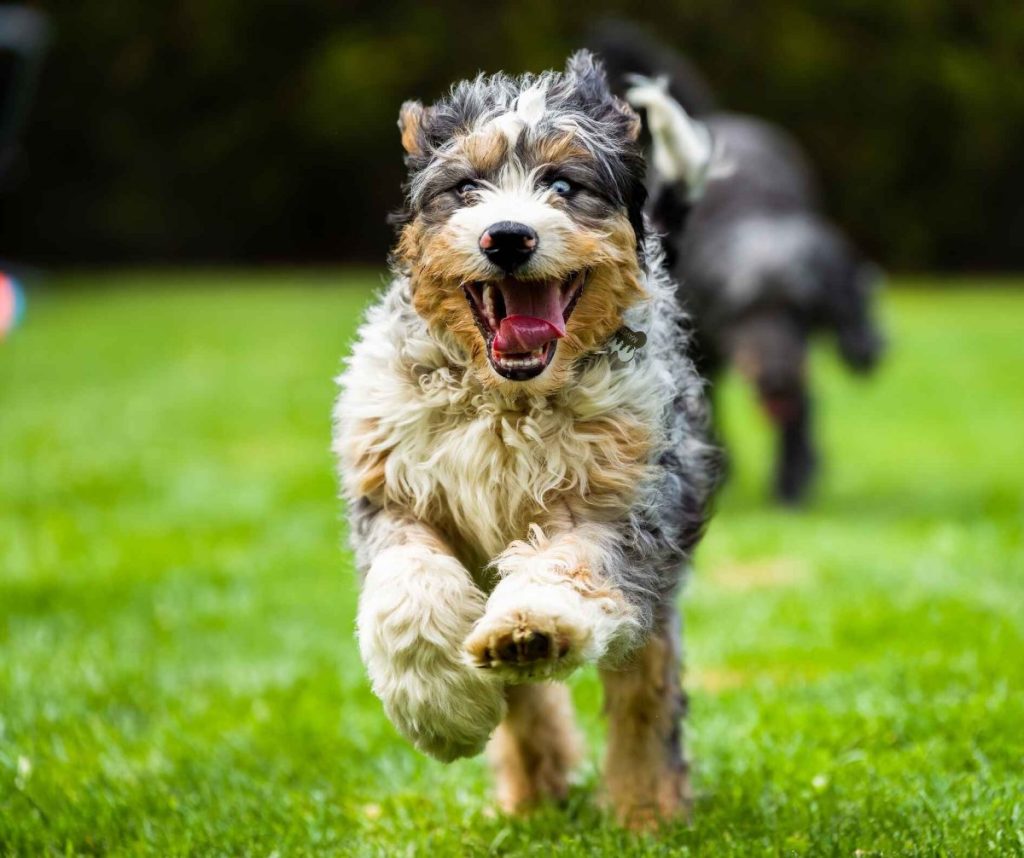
{"left": 774, "top": 389, "right": 818, "bottom": 504}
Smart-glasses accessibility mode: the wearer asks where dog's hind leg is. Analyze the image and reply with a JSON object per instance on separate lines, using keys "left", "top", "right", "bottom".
{"left": 599, "top": 610, "right": 691, "bottom": 830}
{"left": 488, "top": 683, "right": 581, "bottom": 813}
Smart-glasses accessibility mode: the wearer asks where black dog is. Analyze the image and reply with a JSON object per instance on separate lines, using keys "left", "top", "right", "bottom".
{"left": 592, "top": 22, "right": 885, "bottom": 503}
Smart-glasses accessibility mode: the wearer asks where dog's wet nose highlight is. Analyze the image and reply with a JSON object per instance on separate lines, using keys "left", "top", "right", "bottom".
{"left": 479, "top": 221, "right": 538, "bottom": 273}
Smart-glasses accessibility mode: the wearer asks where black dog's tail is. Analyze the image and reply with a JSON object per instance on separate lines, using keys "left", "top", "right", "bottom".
{"left": 585, "top": 19, "right": 716, "bottom": 117}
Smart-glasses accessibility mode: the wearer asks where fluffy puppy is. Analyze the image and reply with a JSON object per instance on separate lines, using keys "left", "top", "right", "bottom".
{"left": 333, "top": 51, "right": 717, "bottom": 827}
{"left": 593, "top": 23, "right": 886, "bottom": 504}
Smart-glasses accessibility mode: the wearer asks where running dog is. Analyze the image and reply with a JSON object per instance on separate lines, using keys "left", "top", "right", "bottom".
{"left": 333, "top": 51, "right": 717, "bottom": 827}
{"left": 594, "top": 22, "right": 886, "bottom": 503}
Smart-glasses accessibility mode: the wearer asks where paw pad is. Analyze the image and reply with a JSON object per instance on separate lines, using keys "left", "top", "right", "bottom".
{"left": 465, "top": 612, "right": 577, "bottom": 677}
{"left": 491, "top": 628, "right": 568, "bottom": 665}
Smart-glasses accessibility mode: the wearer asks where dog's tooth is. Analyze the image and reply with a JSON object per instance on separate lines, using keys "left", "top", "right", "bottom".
{"left": 483, "top": 284, "right": 497, "bottom": 329}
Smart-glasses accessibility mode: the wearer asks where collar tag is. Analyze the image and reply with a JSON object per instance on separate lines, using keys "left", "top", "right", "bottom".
{"left": 608, "top": 325, "right": 647, "bottom": 368}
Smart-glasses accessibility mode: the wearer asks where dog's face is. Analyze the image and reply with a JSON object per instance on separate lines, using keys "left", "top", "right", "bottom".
{"left": 393, "top": 52, "right": 648, "bottom": 392}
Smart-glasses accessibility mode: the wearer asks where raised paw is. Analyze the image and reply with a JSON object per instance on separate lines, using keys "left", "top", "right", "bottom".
{"left": 357, "top": 544, "right": 507, "bottom": 761}
{"left": 465, "top": 608, "right": 587, "bottom": 681}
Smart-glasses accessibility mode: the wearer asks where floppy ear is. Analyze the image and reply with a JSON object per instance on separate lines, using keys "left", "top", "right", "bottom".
{"left": 565, "top": 49, "right": 612, "bottom": 106}
{"left": 567, "top": 50, "right": 640, "bottom": 141}
{"left": 612, "top": 95, "right": 642, "bottom": 141}
{"left": 398, "top": 100, "right": 427, "bottom": 156}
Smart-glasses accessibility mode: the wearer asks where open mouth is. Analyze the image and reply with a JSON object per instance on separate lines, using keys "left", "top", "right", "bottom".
{"left": 463, "top": 271, "right": 586, "bottom": 381}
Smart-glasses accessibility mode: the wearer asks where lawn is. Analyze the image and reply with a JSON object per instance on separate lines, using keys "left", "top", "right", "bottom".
{"left": 1, "top": 272, "right": 1022, "bottom": 856}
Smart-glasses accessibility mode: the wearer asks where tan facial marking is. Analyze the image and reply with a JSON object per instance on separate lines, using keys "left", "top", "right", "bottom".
{"left": 462, "top": 129, "right": 510, "bottom": 175}
{"left": 559, "top": 214, "right": 646, "bottom": 356}
{"left": 533, "top": 131, "right": 592, "bottom": 164}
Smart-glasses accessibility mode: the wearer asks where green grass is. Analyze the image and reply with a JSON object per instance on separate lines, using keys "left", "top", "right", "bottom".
{"left": 1, "top": 272, "right": 1022, "bottom": 856}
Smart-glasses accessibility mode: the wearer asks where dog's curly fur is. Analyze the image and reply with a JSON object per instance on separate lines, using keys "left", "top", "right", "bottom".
{"left": 333, "top": 51, "right": 717, "bottom": 827}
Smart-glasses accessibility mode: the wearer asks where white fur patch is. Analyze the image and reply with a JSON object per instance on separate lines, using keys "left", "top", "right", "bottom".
{"left": 357, "top": 543, "right": 506, "bottom": 760}
{"left": 625, "top": 76, "right": 713, "bottom": 199}
{"left": 516, "top": 84, "right": 547, "bottom": 127}
{"left": 484, "top": 84, "right": 547, "bottom": 146}
{"left": 336, "top": 312, "right": 667, "bottom": 561}
{"left": 725, "top": 216, "right": 820, "bottom": 306}
{"left": 490, "top": 111, "right": 525, "bottom": 146}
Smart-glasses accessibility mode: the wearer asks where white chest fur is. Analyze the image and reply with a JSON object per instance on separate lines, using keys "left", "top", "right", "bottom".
{"left": 334, "top": 280, "right": 673, "bottom": 567}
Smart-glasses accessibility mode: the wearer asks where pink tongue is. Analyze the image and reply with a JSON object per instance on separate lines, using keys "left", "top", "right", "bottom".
{"left": 492, "top": 281, "right": 566, "bottom": 354}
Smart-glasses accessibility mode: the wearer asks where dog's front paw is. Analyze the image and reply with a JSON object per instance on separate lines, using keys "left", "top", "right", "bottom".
{"left": 464, "top": 566, "right": 635, "bottom": 682}
{"left": 358, "top": 545, "right": 506, "bottom": 761}
{"left": 464, "top": 606, "right": 584, "bottom": 681}
{"left": 377, "top": 661, "right": 506, "bottom": 762}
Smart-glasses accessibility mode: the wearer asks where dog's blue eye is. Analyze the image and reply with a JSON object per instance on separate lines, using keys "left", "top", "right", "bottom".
{"left": 456, "top": 180, "right": 479, "bottom": 196}
{"left": 550, "top": 178, "right": 573, "bottom": 196}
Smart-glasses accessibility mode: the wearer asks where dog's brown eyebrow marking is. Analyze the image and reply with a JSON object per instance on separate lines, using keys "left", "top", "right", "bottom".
{"left": 461, "top": 128, "right": 510, "bottom": 175}
{"left": 531, "top": 131, "right": 592, "bottom": 165}
{"left": 411, "top": 132, "right": 509, "bottom": 208}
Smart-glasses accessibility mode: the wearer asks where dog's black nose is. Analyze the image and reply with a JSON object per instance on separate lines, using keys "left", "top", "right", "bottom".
{"left": 480, "top": 222, "right": 538, "bottom": 273}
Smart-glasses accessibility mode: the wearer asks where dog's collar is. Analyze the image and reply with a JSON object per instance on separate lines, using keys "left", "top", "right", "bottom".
{"left": 587, "top": 324, "right": 648, "bottom": 371}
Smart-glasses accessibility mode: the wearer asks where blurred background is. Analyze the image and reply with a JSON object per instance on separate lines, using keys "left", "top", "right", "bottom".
{"left": 3, "top": 0, "right": 1023, "bottom": 270}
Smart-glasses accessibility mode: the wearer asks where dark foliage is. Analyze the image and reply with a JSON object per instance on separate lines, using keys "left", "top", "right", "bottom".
{"left": 2, "top": 1, "right": 1022, "bottom": 268}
